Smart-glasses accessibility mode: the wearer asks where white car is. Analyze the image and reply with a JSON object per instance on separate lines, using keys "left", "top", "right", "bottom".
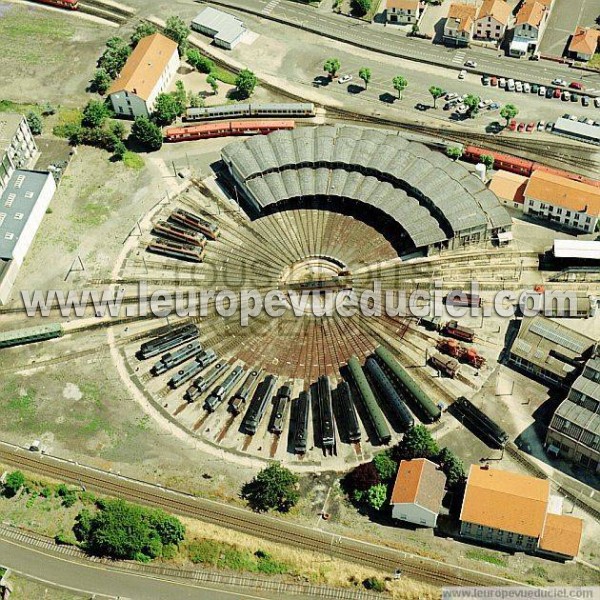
{"left": 498, "top": 77, "right": 506, "bottom": 88}
{"left": 594, "top": 98, "right": 600, "bottom": 108}
{"left": 464, "top": 60, "right": 477, "bottom": 68}
{"left": 458, "top": 70, "right": 467, "bottom": 79}
{"left": 507, "top": 78, "right": 515, "bottom": 91}
{"left": 537, "top": 120, "right": 545, "bottom": 131}
{"left": 523, "top": 82, "right": 531, "bottom": 93}
{"left": 515, "top": 81, "right": 523, "bottom": 92}
{"left": 552, "top": 78, "right": 567, "bottom": 86}
{"left": 338, "top": 74, "right": 352, "bottom": 84}
{"left": 445, "top": 92, "right": 458, "bottom": 101}
{"left": 538, "top": 85, "right": 546, "bottom": 96}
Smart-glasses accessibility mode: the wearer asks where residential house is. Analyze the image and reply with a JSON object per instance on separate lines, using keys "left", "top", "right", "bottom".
{"left": 568, "top": 27, "right": 600, "bottom": 62}
{"left": 509, "top": 0, "right": 551, "bottom": 57}
{"left": 386, "top": 0, "right": 421, "bottom": 25}
{"left": 474, "top": 0, "right": 512, "bottom": 42}
{"left": 444, "top": 3, "right": 477, "bottom": 46}
{"left": 107, "top": 33, "right": 180, "bottom": 119}
{"left": 488, "top": 170, "right": 528, "bottom": 210}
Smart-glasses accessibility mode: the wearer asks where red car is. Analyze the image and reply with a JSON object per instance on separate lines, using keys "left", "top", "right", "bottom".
{"left": 569, "top": 81, "right": 584, "bottom": 90}
{"left": 490, "top": 76, "right": 498, "bottom": 86}
{"left": 526, "top": 122, "right": 535, "bottom": 132}
{"left": 508, "top": 119, "right": 517, "bottom": 131}
{"left": 517, "top": 122, "right": 526, "bottom": 132}
{"left": 553, "top": 88, "right": 561, "bottom": 98}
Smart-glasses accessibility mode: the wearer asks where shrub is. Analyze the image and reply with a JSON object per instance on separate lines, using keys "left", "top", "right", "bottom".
{"left": 4, "top": 471, "right": 26, "bottom": 498}
{"left": 241, "top": 464, "right": 299, "bottom": 513}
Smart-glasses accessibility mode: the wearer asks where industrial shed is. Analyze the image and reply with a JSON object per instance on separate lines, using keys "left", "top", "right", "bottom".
{"left": 191, "top": 7, "right": 246, "bottom": 50}
{"left": 551, "top": 118, "right": 600, "bottom": 146}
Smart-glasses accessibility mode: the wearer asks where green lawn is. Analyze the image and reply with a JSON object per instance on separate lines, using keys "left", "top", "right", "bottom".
{"left": 465, "top": 549, "right": 508, "bottom": 567}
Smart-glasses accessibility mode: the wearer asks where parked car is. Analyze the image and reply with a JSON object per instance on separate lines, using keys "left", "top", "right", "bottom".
{"left": 537, "top": 120, "right": 545, "bottom": 131}
{"left": 517, "top": 122, "right": 526, "bottom": 132}
{"left": 569, "top": 81, "right": 584, "bottom": 90}
{"left": 489, "top": 102, "right": 500, "bottom": 110}
{"left": 578, "top": 116, "right": 588, "bottom": 122}
{"left": 507, "top": 78, "right": 515, "bottom": 91}
{"left": 552, "top": 78, "right": 567, "bottom": 86}
{"left": 526, "top": 122, "right": 535, "bottom": 132}
{"left": 564, "top": 113, "right": 576, "bottom": 121}
{"left": 582, "top": 96, "right": 590, "bottom": 107}
{"left": 508, "top": 119, "right": 517, "bottom": 131}
{"left": 553, "top": 88, "right": 561, "bottom": 98}
{"left": 546, "top": 87, "right": 554, "bottom": 98}
{"left": 570, "top": 93, "right": 579, "bottom": 102}
{"left": 445, "top": 92, "right": 458, "bottom": 100}
{"left": 458, "top": 69, "right": 467, "bottom": 79}
{"left": 338, "top": 74, "right": 352, "bottom": 84}
{"left": 531, "top": 84, "right": 539, "bottom": 93}
{"left": 594, "top": 98, "right": 600, "bottom": 108}
{"left": 465, "top": 60, "right": 477, "bottom": 68}
{"left": 562, "top": 91, "right": 571, "bottom": 101}
{"left": 515, "top": 81, "right": 523, "bottom": 92}
{"left": 585, "top": 118, "right": 594, "bottom": 125}
{"left": 538, "top": 85, "right": 546, "bottom": 96}
{"left": 482, "top": 76, "right": 490, "bottom": 85}
{"left": 546, "top": 122, "right": 554, "bottom": 131}
{"left": 523, "top": 82, "right": 531, "bottom": 93}
{"left": 499, "top": 77, "right": 507, "bottom": 88}
{"left": 490, "top": 76, "right": 498, "bottom": 86}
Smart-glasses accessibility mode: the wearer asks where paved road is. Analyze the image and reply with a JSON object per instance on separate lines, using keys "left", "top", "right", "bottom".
{"left": 206, "top": 0, "right": 600, "bottom": 93}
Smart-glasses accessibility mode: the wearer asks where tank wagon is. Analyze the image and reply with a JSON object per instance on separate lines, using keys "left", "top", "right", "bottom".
{"left": 347, "top": 356, "right": 392, "bottom": 445}
{"left": 168, "top": 348, "right": 217, "bottom": 389}
{"left": 0, "top": 323, "right": 64, "bottom": 349}
{"left": 428, "top": 353, "right": 460, "bottom": 378}
{"left": 241, "top": 375, "right": 278, "bottom": 435}
{"left": 152, "top": 221, "right": 207, "bottom": 248}
{"left": 146, "top": 239, "right": 206, "bottom": 263}
{"left": 268, "top": 384, "right": 292, "bottom": 434}
{"left": 317, "top": 376, "right": 336, "bottom": 452}
{"left": 169, "top": 209, "right": 220, "bottom": 240}
{"left": 336, "top": 381, "right": 361, "bottom": 443}
{"left": 365, "top": 357, "right": 414, "bottom": 431}
{"left": 139, "top": 324, "right": 198, "bottom": 359}
{"left": 205, "top": 365, "right": 245, "bottom": 412}
{"left": 374, "top": 346, "right": 441, "bottom": 423}
{"left": 293, "top": 389, "right": 311, "bottom": 454}
{"left": 152, "top": 341, "right": 203, "bottom": 376}
{"left": 184, "top": 103, "right": 315, "bottom": 122}
{"left": 185, "top": 362, "right": 227, "bottom": 403}
{"left": 229, "top": 369, "right": 261, "bottom": 415}
{"left": 453, "top": 396, "right": 509, "bottom": 448}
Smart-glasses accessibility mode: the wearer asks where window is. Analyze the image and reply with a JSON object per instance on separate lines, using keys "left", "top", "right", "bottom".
{"left": 4, "top": 193, "right": 16, "bottom": 208}
{"left": 14, "top": 212, "right": 24, "bottom": 220}
{"left": 14, "top": 175, "right": 25, "bottom": 189}
{"left": 25, "top": 191, "right": 34, "bottom": 199}
{"left": 566, "top": 210, "right": 571, "bottom": 217}
{"left": 4, "top": 232, "right": 13, "bottom": 240}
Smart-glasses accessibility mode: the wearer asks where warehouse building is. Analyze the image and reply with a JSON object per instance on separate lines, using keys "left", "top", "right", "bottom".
{"left": 0, "top": 114, "right": 37, "bottom": 192}
{"left": 551, "top": 117, "right": 600, "bottom": 146}
{"left": 508, "top": 316, "right": 595, "bottom": 388}
{"left": 460, "top": 465, "right": 583, "bottom": 560}
{"left": 390, "top": 458, "right": 446, "bottom": 527}
{"left": 108, "top": 33, "right": 180, "bottom": 119}
{"left": 0, "top": 170, "right": 56, "bottom": 304}
{"left": 489, "top": 170, "right": 527, "bottom": 210}
{"left": 191, "top": 7, "right": 246, "bottom": 50}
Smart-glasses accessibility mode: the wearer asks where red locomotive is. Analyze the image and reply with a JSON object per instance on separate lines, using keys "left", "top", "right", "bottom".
{"left": 32, "top": 0, "right": 79, "bottom": 9}
{"left": 164, "top": 120, "right": 295, "bottom": 142}
{"left": 442, "top": 320, "right": 475, "bottom": 343}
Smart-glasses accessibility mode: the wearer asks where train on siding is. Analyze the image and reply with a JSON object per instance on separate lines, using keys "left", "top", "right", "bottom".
{"left": 229, "top": 369, "right": 261, "bottom": 415}
{"left": 336, "top": 382, "right": 361, "bottom": 443}
{"left": 139, "top": 324, "right": 198, "bottom": 359}
{"left": 428, "top": 353, "right": 460, "bottom": 379}
{"left": 168, "top": 349, "right": 217, "bottom": 389}
{"left": 347, "top": 356, "right": 392, "bottom": 445}
{"left": 151, "top": 341, "right": 203, "bottom": 376}
{"left": 317, "top": 376, "right": 336, "bottom": 453}
{"left": 268, "top": 384, "right": 291, "bottom": 434}
{"left": 169, "top": 209, "right": 220, "bottom": 240}
{"left": 293, "top": 389, "right": 311, "bottom": 454}
{"left": 241, "top": 375, "right": 278, "bottom": 435}
{"left": 32, "top": 0, "right": 79, "bottom": 10}
{"left": 205, "top": 365, "right": 245, "bottom": 412}
{"left": 185, "top": 362, "right": 227, "bottom": 403}
{"left": 452, "top": 396, "right": 509, "bottom": 448}
{"left": 164, "top": 120, "right": 296, "bottom": 143}
{"left": 146, "top": 239, "right": 206, "bottom": 263}
{"left": 0, "top": 323, "right": 64, "bottom": 349}
{"left": 374, "top": 346, "right": 441, "bottom": 423}
{"left": 184, "top": 103, "right": 315, "bottom": 122}
{"left": 152, "top": 221, "right": 207, "bottom": 248}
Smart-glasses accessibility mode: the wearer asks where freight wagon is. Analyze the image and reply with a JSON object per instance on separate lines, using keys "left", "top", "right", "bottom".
{"left": 152, "top": 221, "right": 207, "bottom": 248}
{"left": 164, "top": 120, "right": 295, "bottom": 143}
{"left": 453, "top": 396, "right": 509, "bottom": 448}
{"left": 0, "top": 323, "right": 64, "bottom": 349}
{"left": 32, "top": 0, "right": 79, "bottom": 9}
{"left": 184, "top": 103, "right": 315, "bottom": 122}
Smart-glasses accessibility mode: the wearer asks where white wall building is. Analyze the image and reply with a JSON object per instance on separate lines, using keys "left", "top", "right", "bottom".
{"left": 191, "top": 6, "right": 246, "bottom": 50}
{"left": 474, "top": 0, "right": 511, "bottom": 42}
{"left": 0, "top": 114, "right": 37, "bottom": 192}
{"left": 108, "top": 33, "right": 180, "bottom": 119}
{"left": 509, "top": 0, "right": 551, "bottom": 57}
{"left": 444, "top": 3, "right": 477, "bottom": 46}
{"left": 386, "top": 0, "right": 421, "bottom": 25}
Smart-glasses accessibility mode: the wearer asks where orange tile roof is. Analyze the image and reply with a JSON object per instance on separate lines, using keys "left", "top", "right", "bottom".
{"left": 569, "top": 27, "right": 600, "bottom": 56}
{"left": 489, "top": 171, "right": 528, "bottom": 204}
{"left": 390, "top": 458, "right": 446, "bottom": 513}
{"left": 525, "top": 171, "right": 600, "bottom": 215}
{"left": 515, "top": 1, "right": 545, "bottom": 27}
{"left": 477, "top": 0, "right": 511, "bottom": 25}
{"left": 387, "top": 0, "right": 419, "bottom": 9}
{"left": 447, "top": 3, "right": 477, "bottom": 33}
{"left": 460, "top": 466, "right": 549, "bottom": 538}
{"left": 107, "top": 33, "right": 178, "bottom": 101}
{"left": 539, "top": 514, "right": 583, "bottom": 558}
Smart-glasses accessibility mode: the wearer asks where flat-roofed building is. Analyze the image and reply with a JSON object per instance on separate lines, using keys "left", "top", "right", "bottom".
{"left": 553, "top": 240, "right": 600, "bottom": 262}
{"left": 568, "top": 27, "right": 600, "bottom": 62}
{"left": 444, "top": 3, "right": 477, "bottom": 46}
{"left": 552, "top": 117, "right": 600, "bottom": 147}
{"left": 474, "top": 0, "right": 511, "bottom": 42}
{"left": 523, "top": 170, "right": 600, "bottom": 234}
{"left": 386, "top": 0, "right": 421, "bottom": 25}
{"left": 489, "top": 170, "right": 527, "bottom": 210}
{"left": 108, "top": 33, "right": 180, "bottom": 119}
{"left": 508, "top": 315, "right": 595, "bottom": 388}
{"left": 0, "top": 114, "right": 37, "bottom": 192}
{"left": 390, "top": 458, "right": 446, "bottom": 527}
{"left": 191, "top": 6, "right": 246, "bottom": 50}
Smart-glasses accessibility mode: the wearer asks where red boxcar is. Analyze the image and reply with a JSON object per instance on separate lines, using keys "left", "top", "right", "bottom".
{"left": 463, "top": 146, "right": 534, "bottom": 175}
{"left": 33, "top": 0, "right": 79, "bottom": 9}
{"left": 164, "top": 120, "right": 295, "bottom": 142}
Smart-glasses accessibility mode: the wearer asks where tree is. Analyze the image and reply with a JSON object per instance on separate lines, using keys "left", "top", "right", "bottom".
{"left": 113, "top": 140, "right": 127, "bottom": 161}
{"left": 26, "top": 112, "right": 42, "bottom": 135}
{"left": 323, "top": 58, "right": 341, "bottom": 79}
{"left": 3, "top": 471, "right": 25, "bottom": 498}
{"left": 207, "top": 74, "right": 219, "bottom": 96}
{"left": 446, "top": 146, "right": 463, "bottom": 160}
{"left": 188, "top": 91, "right": 204, "bottom": 108}
{"left": 411, "top": 23, "right": 420, "bottom": 36}
{"left": 500, "top": 103, "right": 519, "bottom": 126}
{"left": 429, "top": 85, "right": 444, "bottom": 108}
{"left": 131, "top": 116, "right": 163, "bottom": 151}
{"left": 173, "top": 80, "right": 187, "bottom": 107}
{"left": 392, "top": 75, "right": 408, "bottom": 99}
{"left": 241, "top": 464, "right": 299, "bottom": 512}
{"left": 98, "top": 37, "right": 131, "bottom": 79}
{"left": 152, "top": 93, "right": 184, "bottom": 126}
{"left": 436, "top": 447, "right": 466, "bottom": 489}
{"left": 351, "top": 0, "right": 371, "bottom": 17}
{"left": 358, "top": 67, "right": 372, "bottom": 90}
{"left": 463, "top": 94, "right": 480, "bottom": 118}
{"left": 235, "top": 69, "right": 258, "bottom": 99}
{"left": 366, "top": 484, "right": 387, "bottom": 511}
{"left": 82, "top": 100, "right": 111, "bottom": 128}
{"left": 90, "top": 69, "right": 112, "bottom": 95}
{"left": 131, "top": 22, "right": 157, "bottom": 47}
{"left": 164, "top": 15, "right": 190, "bottom": 56}
{"left": 186, "top": 48, "right": 214, "bottom": 74}
{"left": 148, "top": 510, "right": 186, "bottom": 546}
{"left": 344, "top": 461, "right": 380, "bottom": 493}
{"left": 394, "top": 425, "right": 439, "bottom": 461}
{"left": 73, "top": 508, "right": 93, "bottom": 542}
{"left": 480, "top": 154, "right": 494, "bottom": 169}
{"left": 373, "top": 451, "right": 397, "bottom": 482}
{"left": 110, "top": 120, "right": 126, "bottom": 140}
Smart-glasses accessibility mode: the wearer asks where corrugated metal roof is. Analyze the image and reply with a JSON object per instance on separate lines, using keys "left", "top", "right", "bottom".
{"left": 192, "top": 6, "right": 246, "bottom": 45}
{"left": 554, "top": 240, "right": 600, "bottom": 260}
{"left": 553, "top": 117, "right": 600, "bottom": 144}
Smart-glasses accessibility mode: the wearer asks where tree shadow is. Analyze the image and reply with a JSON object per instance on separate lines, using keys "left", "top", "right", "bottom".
{"left": 347, "top": 84, "right": 364, "bottom": 95}
{"left": 226, "top": 89, "right": 250, "bottom": 102}
{"left": 379, "top": 92, "right": 396, "bottom": 104}
{"left": 485, "top": 121, "right": 504, "bottom": 134}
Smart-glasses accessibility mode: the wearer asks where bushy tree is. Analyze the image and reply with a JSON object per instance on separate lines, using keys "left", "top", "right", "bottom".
{"left": 98, "top": 37, "right": 131, "bottom": 79}
{"left": 373, "top": 451, "right": 397, "bottom": 482}
{"left": 82, "top": 99, "right": 111, "bottom": 128}
{"left": 463, "top": 94, "right": 480, "bottom": 118}
{"left": 480, "top": 154, "right": 494, "bottom": 169}
{"left": 358, "top": 67, "right": 372, "bottom": 90}
{"left": 500, "top": 103, "right": 519, "bottom": 125}
{"left": 394, "top": 425, "right": 439, "bottom": 461}
{"left": 235, "top": 69, "right": 258, "bottom": 99}
{"left": 429, "top": 85, "right": 444, "bottom": 108}
{"left": 323, "top": 57, "right": 341, "bottom": 79}
{"left": 392, "top": 75, "right": 408, "bottom": 99}
{"left": 3, "top": 471, "right": 25, "bottom": 498}
{"left": 351, "top": 0, "right": 371, "bottom": 16}
{"left": 436, "top": 447, "right": 466, "bottom": 489}
{"left": 113, "top": 140, "right": 127, "bottom": 161}
{"left": 148, "top": 510, "right": 186, "bottom": 545}
{"left": 73, "top": 508, "right": 94, "bottom": 542}
{"left": 164, "top": 15, "right": 190, "bottom": 56}
{"left": 26, "top": 111, "right": 42, "bottom": 135}
{"left": 186, "top": 48, "right": 214, "bottom": 73}
{"left": 131, "top": 116, "right": 163, "bottom": 151}
{"left": 242, "top": 464, "right": 299, "bottom": 512}
{"left": 110, "top": 120, "right": 126, "bottom": 140}
{"left": 344, "top": 461, "right": 380, "bottom": 493}
{"left": 366, "top": 484, "right": 387, "bottom": 511}
{"left": 446, "top": 146, "right": 463, "bottom": 160}
{"left": 131, "top": 22, "right": 157, "bottom": 47}
{"left": 207, "top": 74, "right": 219, "bottom": 95}
{"left": 90, "top": 69, "right": 112, "bottom": 95}
{"left": 152, "top": 93, "right": 185, "bottom": 126}
{"left": 188, "top": 92, "right": 204, "bottom": 108}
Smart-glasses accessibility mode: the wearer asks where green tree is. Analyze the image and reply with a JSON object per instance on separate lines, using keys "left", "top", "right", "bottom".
{"left": 152, "top": 93, "right": 184, "bottom": 126}
{"left": 173, "top": 80, "right": 187, "bottom": 107}
{"left": 82, "top": 100, "right": 111, "bottom": 128}
{"left": 429, "top": 85, "right": 444, "bottom": 108}
{"left": 164, "top": 15, "right": 190, "bottom": 56}
{"left": 463, "top": 94, "right": 480, "bottom": 118}
{"left": 90, "top": 69, "right": 112, "bottom": 95}
{"left": 366, "top": 484, "right": 387, "bottom": 511}
{"left": 480, "top": 154, "right": 494, "bottom": 169}
{"left": 148, "top": 510, "right": 186, "bottom": 546}
{"left": 73, "top": 508, "right": 94, "bottom": 542}
{"left": 323, "top": 57, "right": 341, "bottom": 79}
{"left": 110, "top": 120, "right": 126, "bottom": 140}
{"left": 373, "top": 451, "right": 397, "bottom": 482}
{"left": 392, "top": 75, "right": 408, "bottom": 99}
{"left": 26, "top": 112, "right": 42, "bottom": 135}
{"left": 186, "top": 48, "right": 214, "bottom": 73}
{"left": 411, "top": 23, "right": 420, "bottom": 36}
{"left": 113, "top": 140, "right": 127, "bottom": 161}
{"left": 344, "top": 461, "right": 380, "bottom": 496}
{"left": 3, "top": 471, "right": 25, "bottom": 498}
{"left": 130, "top": 22, "right": 157, "bottom": 47}
{"left": 98, "top": 37, "right": 131, "bottom": 78}
{"left": 235, "top": 69, "right": 258, "bottom": 99}
{"left": 395, "top": 425, "right": 439, "bottom": 460}
{"left": 363, "top": 577, "right": 386, "bottom": 592}
{"left": 131, "top": 116, "right": 163, "bottom": 151}
{"left": 242, "top": 464, "right": 299, "bottom": 512}
{"left": 500, "top": 103, "right": 519, "bottom": 126}
{"left": 446, "top": 146, "right": 463, "bottom": 160}
{"left": 351, "top": 0, "right": 371, "bottom": 17}
{"left": 188, "top": 92, "right": 204, "bottom": 108}
{"left": 436, "top": 447, "right": 466, "bottom": 488}
{"left": 358, "top": 67, "right": 372, "bottom": 90}
{"left": 207, "top": 74, "right": 219, "bottom": 95}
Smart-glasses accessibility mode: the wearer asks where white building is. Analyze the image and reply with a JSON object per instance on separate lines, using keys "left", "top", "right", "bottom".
{"left": 0, "top": 170, "right": 56, "bottom": 304}
{"left": 386, "top": 0, "right": 421, "bottom": 25}
{"left": 390, "top": 458, "right": 446, "bottom": 528}
{"left": 191, "top": 6, "right": 246, "bottom": 50}
{"left": 108, "top": 33, "right": 180, "bottom": 119}
{"left": 0, "top": 114, "right": 37, "bottom": 192}
{"left": 474, "top": 0, "right": 511, "bottom": 42}
{"left": 523, "top": 170, "right": 600, "bottom": 234}
{"left": 444, "top": 3, "right": 477, "bottom": 46}
{"left": 509, "top": 0, "right": 551, "bottom": 57}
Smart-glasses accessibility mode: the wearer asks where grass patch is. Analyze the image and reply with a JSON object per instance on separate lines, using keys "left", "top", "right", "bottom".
{"left": 465, "top": 549, "right": 508, "bottom": 567}
{"left": 53, "top": 108, "right": 83, "bottom": 138}
{"left": 210, "top": 66, "right": 237, "bottom": 86}
{"left": 588, "top": 54, "right": 600, "bottom": 70}
{"left": 123, "top": 151, "right": 144, "bottom": 170}
{"left": 0, "top": 99, "right": 38, "bottom": 113}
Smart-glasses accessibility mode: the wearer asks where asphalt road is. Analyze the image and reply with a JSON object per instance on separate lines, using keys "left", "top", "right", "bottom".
{"left": 206, "top": 0, "right": 600, "bottom": 93}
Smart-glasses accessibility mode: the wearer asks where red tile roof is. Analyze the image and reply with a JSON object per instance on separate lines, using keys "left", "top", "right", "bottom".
{"left": 390, "top": 458, "right": 446, "bottom": 513}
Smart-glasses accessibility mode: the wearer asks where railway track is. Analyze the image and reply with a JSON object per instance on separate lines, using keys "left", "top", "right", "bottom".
{"left": 78, "top": 0, "right": 132, "bottom": 24}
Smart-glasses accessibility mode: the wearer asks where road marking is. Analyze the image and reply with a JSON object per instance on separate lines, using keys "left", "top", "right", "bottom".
{"left": 262, "top": 0, "right": 280, "bottom": 14}
{"left": 452, "top": 51, "right": 466, "bottom": 64}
